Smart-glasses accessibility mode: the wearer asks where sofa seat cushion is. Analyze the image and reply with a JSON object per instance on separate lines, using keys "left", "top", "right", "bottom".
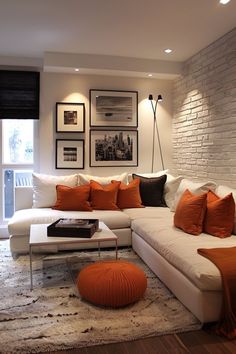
{"left": 131, "top": 212, "right": 236, "bottom": 292}
{"left": 123, "top": 206, "right": 170, "bottom": 220}
{"left": 8, "top": 208, "right": 130, "bottom": 236}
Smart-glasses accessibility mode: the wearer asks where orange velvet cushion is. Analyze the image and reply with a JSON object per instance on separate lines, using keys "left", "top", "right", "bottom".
{"left": 174, "top": 189, "right": 207, "bottom": 235}
{"left": 90, "top": 180, "right": 120, "bottom": 210}
{"left": 53, "top": 184, "right": 92, "bottom": 211}
{"left": 204, "top": 190, "right": 235, "bottom": 238}
{"left": 77, "top": 260, "right": 147, "bottom": 307}
{"left": 114, "top": 179, "right": 143, "bottom": 209}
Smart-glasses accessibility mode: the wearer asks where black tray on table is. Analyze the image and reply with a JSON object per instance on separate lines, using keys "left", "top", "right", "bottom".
{"left": 47, "top": 218, "right": 99, "bottom": 238}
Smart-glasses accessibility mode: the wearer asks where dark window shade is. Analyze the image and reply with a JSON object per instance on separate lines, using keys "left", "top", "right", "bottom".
{"left": 0, "top": 70, "right": 40, "bottom": 119}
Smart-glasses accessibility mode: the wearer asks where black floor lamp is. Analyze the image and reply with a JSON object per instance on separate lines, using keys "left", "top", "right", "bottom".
{"left": 148, "top": 94, "right": 164, "bottom": 172}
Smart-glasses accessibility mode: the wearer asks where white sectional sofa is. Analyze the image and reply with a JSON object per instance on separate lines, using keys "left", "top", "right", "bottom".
{"left": 8, "top": 172, "right": 236, "bottom": 324}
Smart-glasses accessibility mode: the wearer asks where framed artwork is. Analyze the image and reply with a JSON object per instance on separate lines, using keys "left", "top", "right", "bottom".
{"left": 90, "top": 89, "right": 138, "bottom": 127}
{"left": 56, "top": 139, "right": 84, "bottom": 169}
{"left": 90, "top": 129, "right": 138, "bottom": 167}
{"left": 56, "top": 102, "right": 85, "bottom": 132}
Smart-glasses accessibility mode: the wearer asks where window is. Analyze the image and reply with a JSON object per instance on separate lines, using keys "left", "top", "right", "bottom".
{"left": 0, "top": 119, "right": 37, "bottom": 223}
{"left": 2, "top": 120, "right": 34, "bottom": 164}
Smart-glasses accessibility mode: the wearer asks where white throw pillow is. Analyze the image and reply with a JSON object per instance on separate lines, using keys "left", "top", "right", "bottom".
{"left": 216, "top": 185, "right": 236, "bottom": 235}
{"left": 171, "top": 178, "right": 217, "bottom": 212}
{"left": 164, "top": 175, "right": 183, "bottom": 209}
{"left": 32, "top": 173, "right": 78, "bottom": 208}
{"left": 78, "top": 172, "right": 128, "bottom": 185}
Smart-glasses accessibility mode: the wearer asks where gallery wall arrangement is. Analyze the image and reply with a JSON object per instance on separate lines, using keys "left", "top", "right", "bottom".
{"left": 54, "top": 89, "right": 139, "bottom": 170}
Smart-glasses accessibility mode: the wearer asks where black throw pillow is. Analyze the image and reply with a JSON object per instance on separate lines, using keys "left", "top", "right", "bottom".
{"left": 132, "top": 174, "right": 167, "bottom": 207}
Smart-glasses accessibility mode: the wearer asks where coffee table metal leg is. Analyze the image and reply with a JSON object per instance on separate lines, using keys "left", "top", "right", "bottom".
{"left": 30, "top": 245, "right": 33, "bottom": 290}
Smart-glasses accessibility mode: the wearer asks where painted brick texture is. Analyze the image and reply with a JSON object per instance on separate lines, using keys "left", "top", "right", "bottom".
{"left": 173, "top": 28, "right": 236, "bottom": 188}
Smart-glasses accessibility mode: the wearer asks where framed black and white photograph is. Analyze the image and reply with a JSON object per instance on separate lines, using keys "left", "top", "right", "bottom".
{"left": 90, "top": 89, "right": 138, "bottom": 127}
{"left": 56, "top": 139, "right": 84, "bottom": 169}
{"left": 90, "top": 130, "right": 138, "bottom": 167}
{"left": 56, "top": 102, "right": 85, "bottom": 132}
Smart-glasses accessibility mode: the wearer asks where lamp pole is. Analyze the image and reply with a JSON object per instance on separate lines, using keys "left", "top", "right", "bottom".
{"left": 148, "top": 95, "right": 164, "bottom": 172}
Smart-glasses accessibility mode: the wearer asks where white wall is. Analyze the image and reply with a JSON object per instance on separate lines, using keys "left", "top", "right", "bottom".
{"left": 39, "top": 72, "right": 173, "bottom": 176}
{"left": 173, "top": 28, "right": 236, "bottom": 187}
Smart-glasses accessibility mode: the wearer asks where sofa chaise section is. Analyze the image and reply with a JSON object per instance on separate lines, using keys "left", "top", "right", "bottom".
{"left": 131, "top": 211, "right": 236, "bottom": 323}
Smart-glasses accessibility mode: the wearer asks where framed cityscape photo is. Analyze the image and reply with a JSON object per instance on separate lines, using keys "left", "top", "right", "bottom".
{"left": 56, "top": 102, "right": 85, "bottom": 132}
{"left": 90, "top": 129, "right": 138, "bottom": 167}
{"left": 90, "top": 89, "right": 138, "bottom": 127}
{"left": 56, "top": 139, "right": 84, "bottom": 169}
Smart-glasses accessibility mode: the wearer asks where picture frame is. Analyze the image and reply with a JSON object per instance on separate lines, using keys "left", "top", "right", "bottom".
{"left": 56, "top": 139, "right": 84, "bottom": 169}
{"left": 56, "top": 102, "right": 85, "bottom": 132}
{"left": 90, "top": 89, "right": 138, "bottom": 127}
{"left": 90, "top": 129, "right": 138, "bottom": 167}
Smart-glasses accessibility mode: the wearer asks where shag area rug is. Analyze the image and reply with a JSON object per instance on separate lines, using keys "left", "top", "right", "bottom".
{"left": 0, "top": 241, "right": 201, "bottom": 353}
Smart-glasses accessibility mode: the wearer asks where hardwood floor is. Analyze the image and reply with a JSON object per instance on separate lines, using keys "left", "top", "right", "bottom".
{"left": 43, "top": 328, "right": 236, "bottom": 354}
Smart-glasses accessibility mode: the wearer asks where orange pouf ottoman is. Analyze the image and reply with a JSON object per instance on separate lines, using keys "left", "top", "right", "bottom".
{"left": 77, "top": 260, "right": 147, "bottom": 307}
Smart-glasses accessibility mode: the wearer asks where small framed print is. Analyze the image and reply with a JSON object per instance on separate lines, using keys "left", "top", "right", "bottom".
{"left": 56, "top": 139, "right": 84, "bottom": 169}
{"left": 90, "top": 129, "right": 138, "bottom": 167}
{"left": 56, "top": 102, "right": 85, "bottom": 132}
{"left": 90, "top": 89, "right": 138, "bottom": 127}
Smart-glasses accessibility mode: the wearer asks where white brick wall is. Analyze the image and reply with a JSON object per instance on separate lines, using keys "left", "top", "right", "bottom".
{"left": 173, "top": 28, "right": 236, "bottom": 187}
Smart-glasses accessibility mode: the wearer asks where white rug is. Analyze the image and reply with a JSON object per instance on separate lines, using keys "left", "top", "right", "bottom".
{"left": 0, "top": 241, "right": 201, "bottom": 353}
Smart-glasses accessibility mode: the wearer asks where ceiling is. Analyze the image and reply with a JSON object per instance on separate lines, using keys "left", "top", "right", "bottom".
{"left": 0, "top": 0, "right": 235, "bottom": 77}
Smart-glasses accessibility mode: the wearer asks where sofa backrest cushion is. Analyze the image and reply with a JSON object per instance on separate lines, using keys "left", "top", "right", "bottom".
{"left": 15, "top": 186, "right": 33, "bottom": 210}
{"left": 90, "top": 180, "right": 120, "bottom": 210}
{"left": 174, "top": 189, "right": 207, "bottom": 235}
{"left": 78, "top": 172, "right": 128, "bottom": 185}
{"left": 204, "top": 190, "right": 235, "bottom": 238}
{"left": 164, "top": 175, "right": 183, "bottom": 209}
{"left": 32, "top": 173, "right": 78, "bottom": 208}
{"left": 52, "top": 184, "right": 92, "bottom": 211}
{"left": 115, "top": 179, "right": 143, "bottom": 209}
{"left": 171, "top": 178, "right": 217, "bottom": 212}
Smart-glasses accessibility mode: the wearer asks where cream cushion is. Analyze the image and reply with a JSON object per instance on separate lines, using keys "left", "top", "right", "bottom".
{"left": 164, "top": 175, "right": 183, "bottom": 209}
{"left": 32, "top": 173, "right": 78, "bottom": 208}
{"left": 216, "top": 184, "right": 236, "bottom": 234}
{"left": 171, "top": 178, "right": 217, "bottom": 211}
{"left": 78, "top": 172, "right": 128, "bottom": 185}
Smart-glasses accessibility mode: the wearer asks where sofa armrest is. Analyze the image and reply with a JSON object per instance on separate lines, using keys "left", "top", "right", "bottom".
{"left": 15, "top": 186, "right": 33, "bottom": 211}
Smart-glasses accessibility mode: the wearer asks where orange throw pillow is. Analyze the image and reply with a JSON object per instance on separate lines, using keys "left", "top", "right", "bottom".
{"left": 174, "top": 189, "right": 207, "bottom": 235}
{"left": 53, "top": 184, "right": 92, "bottom": 211}
{"left": 114, "top": 179, "right": 143, "bottom": 209}
{"left": 204, "top": 190, "right": 235, "bottom": 238}
{"left": 90, "top": 180, "right": 120, "bottom": 210}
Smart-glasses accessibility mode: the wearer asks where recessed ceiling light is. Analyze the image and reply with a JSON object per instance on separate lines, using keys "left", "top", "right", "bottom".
{"left": 74, "top": 68, "right": 79, "bottom": 72}
{"left": 219, "top": 0, "right": 231, "bottom": 4}
{"left": 164, "top": 48, "right": 172, "bottom": 54}
{"left": 148, "top": 74, "right": 153, "bottom": 77}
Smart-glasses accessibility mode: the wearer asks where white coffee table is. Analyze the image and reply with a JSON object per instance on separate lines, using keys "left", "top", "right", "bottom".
{"left": 29, "top": 222, "right": 118, "bottom": 290}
